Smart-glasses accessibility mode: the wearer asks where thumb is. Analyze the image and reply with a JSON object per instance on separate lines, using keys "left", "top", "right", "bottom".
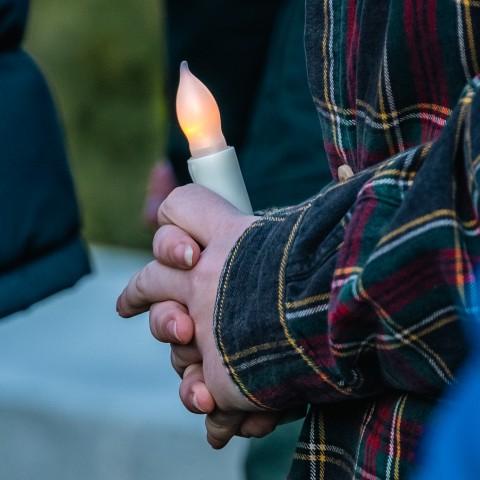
{"left": 157, "top": 184, "right": 248, "bottom": 246}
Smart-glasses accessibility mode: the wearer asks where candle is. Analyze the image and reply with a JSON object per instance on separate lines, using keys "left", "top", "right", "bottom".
{"left": 176, "top": 61, "right": 253, "bottom": 214}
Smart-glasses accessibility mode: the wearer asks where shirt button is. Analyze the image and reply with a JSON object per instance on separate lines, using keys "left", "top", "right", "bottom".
{"left": 338, "top": 165, "right": 354, "bottom": 182}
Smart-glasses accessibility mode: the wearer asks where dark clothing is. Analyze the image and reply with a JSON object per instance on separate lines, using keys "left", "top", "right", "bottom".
{"left": 164, "top": 0, "right": 332, "bottom": 210}
{"left": 0, "top": 0, "right": 90, "bottom": 318}
{"left": 213, "top": 1, "right": 480, "bottom": 478}
{"left": 240, "top": 0, "right": 329, "bottom": 211}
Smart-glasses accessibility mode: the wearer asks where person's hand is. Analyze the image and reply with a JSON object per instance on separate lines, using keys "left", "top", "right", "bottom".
{"left": 118, "top": 184, "right": 258, "bottom": 411}
{"left": 118, "top": 186, "right": 286, "bottom": 448}
{"left": 149, "top": 296, "right": 283, "bottom": 448}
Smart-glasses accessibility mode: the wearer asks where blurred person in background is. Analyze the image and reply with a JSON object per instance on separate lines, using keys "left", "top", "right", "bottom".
{"left": 0, "top": 0, "right": 89, "bottom": 319}
{"left": 144, "top": 1, "right": 332, "bottom": 478}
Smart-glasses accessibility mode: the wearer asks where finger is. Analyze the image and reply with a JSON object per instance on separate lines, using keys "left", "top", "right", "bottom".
{"left": 239, "top": 412, "right": 280, "bottom": 438}
{"left": 157, "top": 184, "right": 245, "bottom": 246}
{"left": 152, "top": 225, "right": 201, "bottom": 269}
{"left": 205, "top": 410, "right": 246, "bottom": 450}
{"left": 117, "top": 260, "right": 188, "bottom": 318}
{"left": 179, "top": 364, "right": 216, "bottom": 414}
{"left": 171, "top": 345, "right": 202, "bottom": 376}
{"left": 149, "top": 301, "right": 193, "bottom": 345}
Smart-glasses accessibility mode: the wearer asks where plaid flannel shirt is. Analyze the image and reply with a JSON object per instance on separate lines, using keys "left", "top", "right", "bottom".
{"left": 213, "top": 1, "right": 480, "bottom": 479}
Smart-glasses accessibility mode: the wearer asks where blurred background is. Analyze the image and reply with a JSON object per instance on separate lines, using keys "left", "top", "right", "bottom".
{"left": 27, "top": 0, "right": 165, "bottom": 249}
{"left": 0, "top": 1, "right": 248, "bottom": 479}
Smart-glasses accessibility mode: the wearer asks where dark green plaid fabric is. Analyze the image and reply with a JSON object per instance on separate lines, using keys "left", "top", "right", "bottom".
{"left": 213, "top": 1, "right": 480, "bottom": 478}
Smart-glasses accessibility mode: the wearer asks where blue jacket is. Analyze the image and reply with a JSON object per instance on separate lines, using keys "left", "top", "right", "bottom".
{"left": 414, "top": 318, "right": 480, "bottom": 480}
{"left": 0, "top": 0, "right": 90, "bottom": 318}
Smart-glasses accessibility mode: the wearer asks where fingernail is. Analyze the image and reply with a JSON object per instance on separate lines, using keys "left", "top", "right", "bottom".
{"left": 167, "top": 320, "right": 180, "bottom": 342}
{"left": 184, "top": 245, "right": 193, "bottom": 267}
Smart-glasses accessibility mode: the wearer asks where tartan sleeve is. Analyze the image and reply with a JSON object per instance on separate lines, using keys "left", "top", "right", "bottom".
{"left": 213, "top": 77, "right": 480, "bottom": 411}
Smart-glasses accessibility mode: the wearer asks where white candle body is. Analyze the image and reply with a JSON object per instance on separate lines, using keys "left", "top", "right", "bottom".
{"left": 187, "top": 146, "right": 253, "bottom": 214}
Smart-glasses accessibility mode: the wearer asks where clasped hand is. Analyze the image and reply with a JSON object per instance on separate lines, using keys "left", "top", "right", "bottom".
{"left": 117, "top": 185, "right": 281, "bottom": 448}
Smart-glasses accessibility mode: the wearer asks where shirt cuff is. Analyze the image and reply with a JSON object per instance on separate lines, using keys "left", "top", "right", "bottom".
{"left": 213, "top": 208, "right": 311, "bottom": 411}
{"left": 213, "top": 170, "right": 379, "bottom": 411}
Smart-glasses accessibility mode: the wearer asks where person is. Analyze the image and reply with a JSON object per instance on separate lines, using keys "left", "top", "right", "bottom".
{"left": 0, "top": 0, "right": 90, "bottom": 319}
{"left": 118, "top": 1, "right": 480, "bottom": 478}
{"left": 146, "top": 0, "right": 332, "bottom": 478}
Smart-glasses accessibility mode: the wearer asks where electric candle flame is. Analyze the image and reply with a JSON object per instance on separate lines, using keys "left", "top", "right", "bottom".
{"left": 176, "top": 61, "right": 227, "bottom": 157}
{"left": 175, "top": 61, "right": 253, "bottom": 214}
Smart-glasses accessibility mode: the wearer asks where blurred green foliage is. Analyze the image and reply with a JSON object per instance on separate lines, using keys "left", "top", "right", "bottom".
{"left": 26, "top": 0, "right": 166, "bottom": 249}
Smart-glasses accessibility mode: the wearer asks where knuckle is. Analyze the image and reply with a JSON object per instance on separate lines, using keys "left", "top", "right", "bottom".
{"left": 134, "top": 266, "right": 153, "bottom": 300}
{"left": 160, "top": 187, "right": 184, "bottom": 220}
{"left": 134, "top": 273, "right": 147, "bottom": 300}
{"left": 188, "top": 261, "right": 217, "bottom": 301}
{"left": 169, "top": 185, "right": 185, "bottom": 200}
{"left": 189, "top": 265, "right": 205, "bottom": 292}
{"left": 134, "top": 262, "right": 154, "bottom": 299}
